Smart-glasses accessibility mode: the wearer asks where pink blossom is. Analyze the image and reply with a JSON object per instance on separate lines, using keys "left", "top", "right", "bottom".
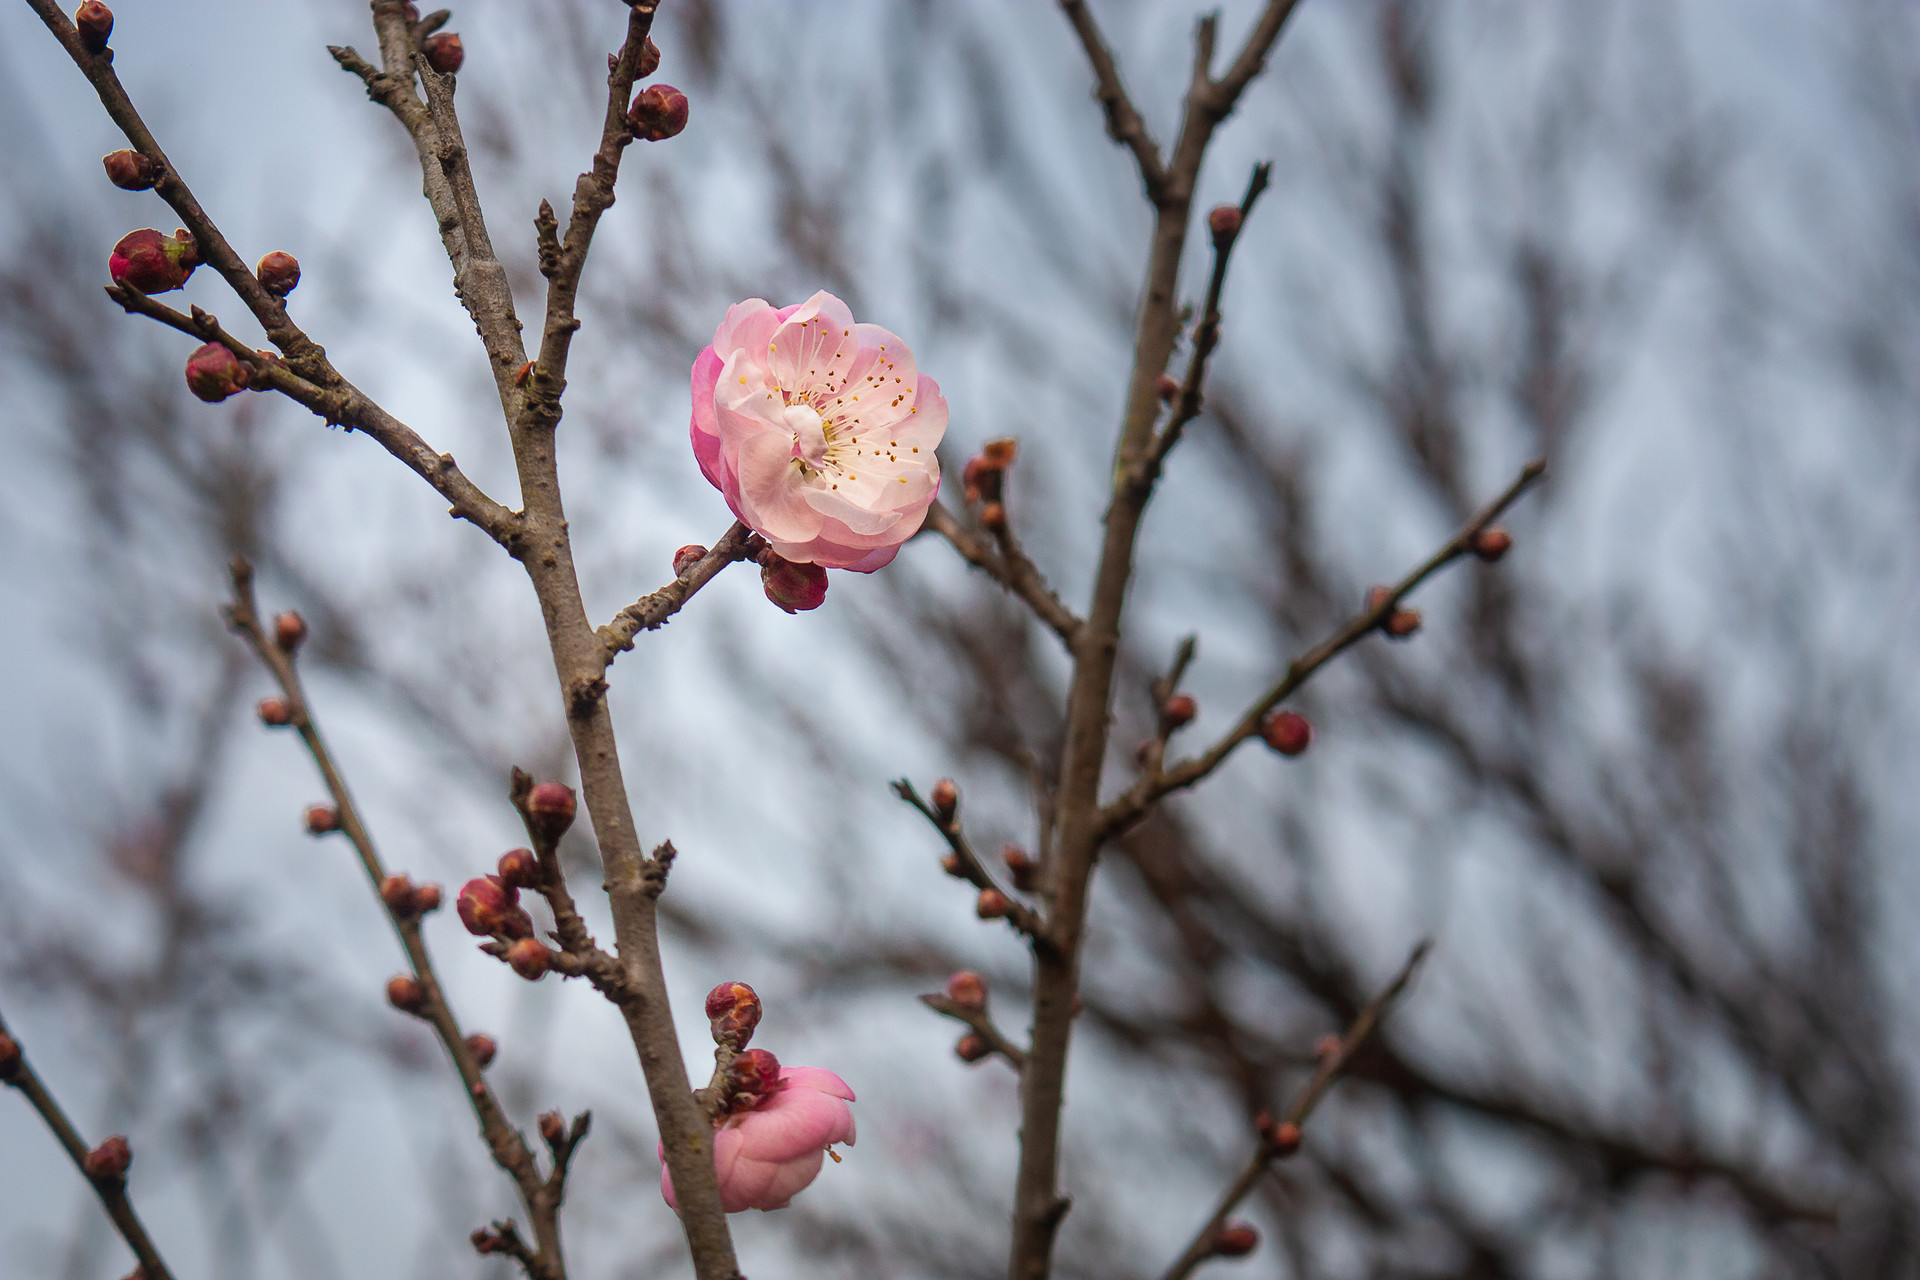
{"left": 660, "top": 1065, "right": 856, "bottom": 1213}
{"left": 690, "top": 291, "right": 946, "bottom": 571}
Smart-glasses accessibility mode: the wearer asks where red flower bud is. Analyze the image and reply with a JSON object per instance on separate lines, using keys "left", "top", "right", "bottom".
{"left": 525, "top": 782, "right": 577, "bottom": 842}
{"left": 955, "top": 1032, "right": 991, "bottom": 1063}
{"left": 0, "top": 1032, "right": 19, "bottom": 1081}
{"left": 939, "top": 854, "right": 964, "bottom": 878}
{"left": 185, "top": 342, "right": 250, "bottom": 403}
{"left": 496, "top": 847, "right": 540, "bottom": 890}
{"left": 1268, "top": 1120, "right": 1301, "bottom": 1155}
{"left": 304, "top": 804, "right": 340, "bottom": 835}
{"left": 273, "top": 610, "right": 307, "bottom": 651}
{"left": 705, "top": 981, "right": 762, "bottom": 1046}
{"left": 110, "top": 228, "right": 198, "bottom": 294}
{"left": 422, "top": 32, "right": 463, "bottom": 75}
{"left": 471, "top": 1227, "right": 505, "bottom": 1255}
{"left": 386, "top": 975, "right": 428, "bottom": 1014}
{"left": 102, "top": 150, "right": 155, "bottom": 191}
{"left": 944, "top": 970, "right": 987, "bottom": 1010}
{"left": 962, "top": 437, "right": 1018, "bottom": 504}
{"left": 456, "top": 876, "right": 530, "bottom": 938}
{"left": 980, "top": 501, "right": 1008, "bottom": 532}
{"left": 75, "top": 1, "right": 113, "bottom": 54}
{"left": 256, "top": 251, "right": 301, "bottom": 298}
{"left": 726, "top": 1047, "right": 782, "bottom": 1102}
{"left": 1259, "top": 710, "right": 1313, "bottom": 757}
{"left": 380, "top": 874, "right": 417, "bottom": 915}
{"left": 1210, "top": 1221, "right": 1259, "bottom": 1257}
{"left": 465, "top": 1033, "right": 497, "bottom": 1068}
{"left": 505, "top": 938, "right": 553, "bottom": 980}
{"left": 1207, "top": 204, "right": 1243, "bottom": 244}
{"left": 1163, "top": 693, "right": 1197, "bottom": 729}
{"left": 1002, "top": 844, "right": 1036, "bottom": 892}
{"left": 976, "top": 888, "right": 1010, "bottom": 919}
{"left": 1472, "top": 526, "right": 1512, "bottom": 562}
{"left": 1384, "top": 607, "right": 1422, "bottom": 638}
{"left": 1156, "top": 371, "right": 1181, "bottom": 402}
{"left": 411, "top": 882, "right": 443, "bottom": 914}
{"left": 673, "top": 544, "right": 707, "bottom": 576}
{"left": 637, "top": 37, "right": 661, "bottom": 78}
{"left": 82, "top": 1134, "right": 131, "bottom": 1181}
{"left": 628, "top": 84, "right": 689, "bottom": 141}
{"left": 929, "top": 778, "right": 959, "bottom": 823}
{"left": 1315, "top": 1033, "right": 1342, "bottom": 1060}
{"left": 256, "top": 697, "right": 293, "bottom": 727}
{"left": 538, "top": 1110, "right": 566, "bottom": 1145}
{"left": 760, "top": 554, "right": 828, "bottom": 613}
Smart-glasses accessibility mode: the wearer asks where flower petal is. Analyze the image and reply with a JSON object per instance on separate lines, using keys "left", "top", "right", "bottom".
{"left": 768, "top": 291, "right": 859, "bottom": 405}
{"left": 750, "top": 1147, "right": 827, "bottom": 1211}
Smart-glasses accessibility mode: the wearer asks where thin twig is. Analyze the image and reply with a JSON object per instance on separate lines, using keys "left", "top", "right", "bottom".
{"left": 597, "top": 522, "right": 759, "bottom": 664}
{"left": 892, "top": 780, "right": 1051, "bottom": 945}
{"left": 925, "top": 500, "right": 1083, "bottom": 645}
{"left": 919, "top": 992, "right": 1030, "bottom": 1071}
{"left": 0, "top": 1007, "right": 177, "bottom": 1280}
{"left": 1156, "top": 942, "right": 1431, "bottom": 1280}
{"left": 1057, "top": 0, "right": 1168, "bottom": 197}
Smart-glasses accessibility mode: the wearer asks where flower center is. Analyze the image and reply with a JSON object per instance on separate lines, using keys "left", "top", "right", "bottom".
{"left": 785, "top": 402, "right": 829, "bottom": 468}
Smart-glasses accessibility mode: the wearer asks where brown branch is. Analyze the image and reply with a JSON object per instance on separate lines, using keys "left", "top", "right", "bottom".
{"left": 1057, "top": 0, "right": 1168, "bottom": 197}
{"left": 1156, "top": 941, "right": 1431, "bottom": 1280}
{"left": 597, "top": 522, "right": 759, "bottom": 664}
{"left": 223, "top": 560, "right": 571, "bottom": 1280}
{"left": 892, "top": 780, "right": 1051, "bottom": 945}
{"left": 1103, "top": 459, "right": 1546, "bottom": 836}
{"left": 0, "top": 1007, "right": 177, "bottom": 1280}
{"left": 920, "top": 992, "right": 1030, "bottom": 1071}
{"left": 925, "top": 500, "right": 1083, "bottom": 645}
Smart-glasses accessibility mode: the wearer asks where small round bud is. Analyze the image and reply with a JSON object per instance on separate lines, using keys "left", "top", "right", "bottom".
{"left": 1207, "top": 204, "right": 1243, "bottom": 244}
{"left": 82, "top": 1134, "right": 131, "bottom": 1181}
{"left": 109, "top": 228, "right": 198, "bottom": 294}
{"left": 1155, "top": 371, "right": 1180, "bottom": 402}
{"left": 496, "top": 846, "right": 540, "bottom": 890}
{"left": 976, "top": 888, "right": 1010, "bottom": 920}
{"left": 0, "top": 1032, "right": 20, "bottom": 1081}
{"left": 102, "top": 150, "right": 155, "bottom": 191}
{"left": 1002, "top": 844, "right": 1036, "bottom": 892}
{"left": 185, "top": 342, "right": 250, "bottom": 403}
{"left": 725, "top": 1047, "right": 782, "bottom": 1101}
{"left": 1210, "top": 1222, "right": 1259, "bottom": 1258}
{"left": 628, "top": 83, "right": 690, "bottom": 141}
{"left": 386, "top": 975, "right": 428, "bottom": 1014}
{"left": 256, "top": 251, "right": 301, "bottom": 298}
{"left": 1314, "top": 1033, "right": 1342, "bottom": 1060}
{"left": 538, "top": 1110, "right": 566, "bottom": 1145}
{"left": 1472, "top": 526, "right": 1513, "bottom": 562}
{"left": 1384, "top": 607, "right": 1422, "bottom": 639}
{"left": 272, "top": 610, "right": 307, "bottom": 651}
{"left": 939, "top": 854, "right": 964, "bottom": 878}
{"left": 457, "top": 876, "right": 530, "bottom": 938}
{"left": 525, "top": 782, "right": 577, "bottom": 842}
{"left": 929, "top": 778, "right": 959, "bottom": 823}
{"left": 637, "top": 36, "right": 661, "bottom": 77}
{"left": 505, "top": 938, "right": 553, "bottom": 981}
{"left": 256, "top": 697, "right": 294, "bottom": 727}
{"left": 1259, "top": 710, "right": 1313, "bottom": 757}
{"left": 75, "top": 1, "right": 113, "bottom": 54}
{"left": 471, "top": 1227, "right": 506, "bottom": 1255}
{"left": 955, "top": 1032, "right": 992, "bottom": 1063}
{"left": 962, "top": 437, "right": 1018, "bottom": 505}
{"left": 422, "top": 32, "right": 464, "bottom": 75}
{"left": 411, "top": 882, "right": 443, "bottom": 914}
{"left": 980, "top": 501, "right": 1007, "bottom": 532}
{"left": 944, "top": 970, "right": 987, "bottom": 1010}
{"left": 304, "top": 804, "right": 340, "bottom": 835}
{"left": 1163, "top": 693, "right": 1197, "bottom": 730}
{"left": 465, "top": 1033, "right": 498, "bottom": 1067}
{"left": 760, "top": 554, "right": 828, "bottom": 613}
{"left": 705, "top": 981, "right": 763, "bottom": 1046}
{"left": 1268, "top": 1120, "right": 1301, "bottom": 1155}
{"left": 380, "top": 874, "right": 417, "bottom": 915}
{"left": 672, "top": 544, "right": 708, "bottom": 576}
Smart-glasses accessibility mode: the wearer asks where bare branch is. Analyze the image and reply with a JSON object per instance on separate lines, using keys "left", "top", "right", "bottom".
{"left": 598, "top": 522, "right": 759, "bottom": 664}
{"left": 893, "top": 780, "right": 1051, "bottom": 945}
{"left": 926, "top": 500, "right": 1083, "bottom": 646}
{"left": 1057, "top": 0, "right": 1168, "bottom": 196}
{"left": 920, "top": 992, "right": 1030, "bottom": 1071}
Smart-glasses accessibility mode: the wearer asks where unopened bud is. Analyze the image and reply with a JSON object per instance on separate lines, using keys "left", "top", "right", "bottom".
{"left": 1472, "top": 526, "right": 1512, "bottom": 562}
{"left": 304, "top": 804, "right": 340, "bottom": 835}
{"left": 1384, "top": 607, "right": 1422, "bottom": 638}
{"left": 1002, "top": 844, "right": 1036, "bottom": 891}
{"left": 496, "top": 847, "right": 540, "bottom": 890}
{"left": 256, "top": 251, "right": 301, "bottom": 298}
{"left": 457, "top": 876, "right": 531, "bottom": 938}
{"left": 759, "top": 554, "right": 828, "bottom": 613}
{"left": 185, "top": 342, "right": 250, "bottom": 403}
{"left": 939, "top": 854, "right": 964, "bottom": 878}
{"left": 386, "top": 975, "right": 428, "bottom": 1014}
{"left": 256, "top": 697, "right": 294, "bottom": 727}
{"left": 1207, "top": 204, "right": 1243, "bottom": 244}
{"left": 980, "top": 501, "right": 1007, "bottom": 532}
{"left": 1268, "top": 1120, "right": 1301, "bottom": 1155}
{"left": 705, "top": 981, "right": 762, "bottom": 1046}
{"left": 471, "top": 1227, "right": 506, "bottom": 1255}
{"left": 109, "top": 228, "right": 197, "bottom": 293}
{"left": 465, "top": 1033, "right": 497, "bottom": 1067}
{"left": 929, "top": 778, "right": 958, "bottom": 823}
{"left": 673, "top": 544, "right": 707, "bottom": 576}
{"left": 1163, "top": 693, "right": 1197, "bottom": 729}
{"left": 955, "top": 1032, "right": 991, "bottom": 1063}
{"left": 1259, "top": 710, "right": 1313, "bottom": 757}
{"left": 505, "top": 938, "right": 553, "bottom": 980}
{"left": 1315, "top": 1033, "right": 1342, "bottom": 1060}
{"left": 102, "top": 150, "right": 155, "bottom": 191}
{"left": 944, "top": 970, "right": 987, "bottom": 1010}
{"left": 1156, "top": 371, "right": 1180, "bottom": 402}
{"left": 726, "top": 1047, "right": 781, "bottom": 1101}
{"left": 82, "top": 1134, "right": 131, "bottom": 1181}
{"left": 412, "top": 882, "right": 443, "bottom": 914}
{"left": 637, "top": 37, "right": 661, "bottom": 77}
{"left": 962, "top": 438, "right": 1018, "bottom": 504}
{"left": 75, "top": 1, "right": 113, "bottom": 54}
{"left": 538, "top": 1110, "right": 566, "bottom": 1145}
{"left": 524, "top": 782, "right": 577, "bottom": 842}
{"left": 0, "top": 1032, "right": 19, "bottom": 1081}
{"left": 1210, "top": 1222, "right": 1259, "bottom": 1258}
{"left": 273, "top": 610, "right": 308, "bottom": 651}
{"left": 422, "top": 32, "right": 464, "bottom": 75}
{"left": 628, "top": 83, "right": 690, "bottom": 141}
{"left": 380, "top": 874, "right": 418, "bottom": 915}
{"left": 976, "top": 888, "right": 1010, "bottom": 920}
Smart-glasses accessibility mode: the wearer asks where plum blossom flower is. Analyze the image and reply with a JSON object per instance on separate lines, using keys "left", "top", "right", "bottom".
{"left": 660, "top": 1064, "right": 856, "bottom": 1213}
{"left": 690, "top": 291, "right": 946, "bottom": 571}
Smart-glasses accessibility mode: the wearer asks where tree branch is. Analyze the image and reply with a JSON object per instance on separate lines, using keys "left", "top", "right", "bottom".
{"left": 1057, "top": 0, "right": 1168, "bottom": 197}
{"left": 925, "top": 500, "right": 1083, "bottom": 646}
{"left": 893, "top": 780, "right": 1050, "bottom": 944}
{"left": 920, "top": 992, "right": 1030, "bottom": 1071}
{"left": 597, "top": 522, "right": 759, "bottom": 665}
